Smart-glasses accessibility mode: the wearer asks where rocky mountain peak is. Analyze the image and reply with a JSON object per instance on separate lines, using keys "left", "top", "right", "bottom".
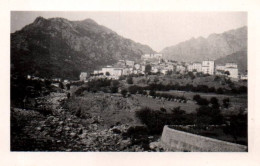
{"left": 80, "top": 18, "right": 98, "bottom": 25}
{"left": 11, "top": 17, "right": 155, "bottom": 79}
{"left": 32, "top": 16, "right": 47, "bottom": 26}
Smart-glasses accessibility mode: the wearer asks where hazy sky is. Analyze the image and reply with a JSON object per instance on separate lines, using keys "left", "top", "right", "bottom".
{"left": 11, "top": 11, "right": 247, "bottom": 52}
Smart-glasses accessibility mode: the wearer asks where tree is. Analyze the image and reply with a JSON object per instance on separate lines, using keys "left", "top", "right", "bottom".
{"left": 210, "top": 97, "right": 219, "bottom": 109}
{"left": 223, "top": 98, "right": 230, "bottom": 108}
{"left": 66, "top": 84, "right": 71, "bottom": 90}
{"left": 149, "top": 90, "right": 156, "bottom": 97}
{"left": 196, "top": 106, "right": 223, "bottom": 126}
{"left": 145, "top": 64, "right": 152, "bottom": 74}
{"left": 128, "top": 85, "right": 139, "bottom": 94}
{"left": 111, "top": 80, "right": 120, "bottom": 87}
{"left": 126, "top": 76, "right": 133, "bottom": 84}
{"left": 105, "top": 72, "right": 110, "bottom": 76}
{"left": 154, "top": 77, "right": 159, "bottom": 83}
{"left": 187, "top": 72, "right": 195, "bottom": 80}
{"left": 193, "top": 94, "right": 201, "bottom": 101}
{"left": 59, "top": 82, "right": 64, "bottom": 89}
{"left": 110, "top": 86, "right": 118, "bottom": 93}
{"left": 166, "top": 70, "right": 173, "bottom": 75}
{"left": 160, "top": 107, "right": 166, "bottom": 112}
{"left": 193, "top": 95, "right": 209, "bottom": 106}
{"left": 216, "top": 87, "right": 224, "bottom": 94}
{"left": 224, "top": 71, "right": 230, "bottom": 76}
{"left": 223, "top": 112, "right": 247, "bottom": 143}
{"left": 121, "top": 89, "right": 128, "bottom": 97}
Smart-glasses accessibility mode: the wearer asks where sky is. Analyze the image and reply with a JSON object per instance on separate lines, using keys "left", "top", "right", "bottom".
{"left": 11, "top": 11, "right": 247, "bottom": 52}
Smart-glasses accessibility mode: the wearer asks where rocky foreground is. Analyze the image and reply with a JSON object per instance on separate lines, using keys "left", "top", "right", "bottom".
{"left": 11, "top": 92, "right": 163, "bottom": 151}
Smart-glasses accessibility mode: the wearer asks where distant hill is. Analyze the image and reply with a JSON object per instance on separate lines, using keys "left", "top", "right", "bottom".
{"left": 11, "top": 17, "right": 155, "bottom": 79}
{"left": 161, "top": 26, "right": 247, "bottom": 62}
{"left": 215, "top": 49, "right": 247, "bottom": 74}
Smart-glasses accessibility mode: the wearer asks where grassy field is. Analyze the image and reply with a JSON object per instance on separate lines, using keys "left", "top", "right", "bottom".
{"left": 64, "top": 92, "right": 143, "bottom": 129}
{"left": 158, "top": 90, "right": 247, "bottom": 114}
{"left": 132, "top": 94, "right": 198, "bottom": 114}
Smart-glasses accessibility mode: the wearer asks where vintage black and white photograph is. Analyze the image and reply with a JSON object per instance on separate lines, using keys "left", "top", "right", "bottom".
{"left": 10, "top": 11, "right": 248, "bottom": 152}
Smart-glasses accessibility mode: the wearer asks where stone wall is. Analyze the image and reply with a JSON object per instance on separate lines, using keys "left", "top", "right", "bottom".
{"left": 160, "top": 125, "right": 247, "bottom": 152}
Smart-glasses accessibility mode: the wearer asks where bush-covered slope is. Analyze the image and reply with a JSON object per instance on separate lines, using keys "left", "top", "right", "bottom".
{"left": 11, "top": 17, "right": 155, "bottom": 79}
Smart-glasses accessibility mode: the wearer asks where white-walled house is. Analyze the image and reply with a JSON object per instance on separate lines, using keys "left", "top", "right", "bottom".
{"left": 187, "top": 62, "right": 202, "bottom": 72}
{"left": 161, "top": 69, "right": 168, "bottom": 75}
{"left": 202, "top": 60, "right": 215, "bottom": 75}
{"left": 225, "top": 67, "right": 238, "bottom": 79}
{"left": 101, "top": 66, "right": 123, "bottom": 79}
{"left": 193, "top": 62, "right": 202, "bottom": 72}
{"left": 141, "top": 53, "right": 163, "bottom": 60}
{"left": 79, "top": 72, "right": 88, "bottom": 81}
{"left": 240, "top": 74, "right": 248, "bottom": 80}
{"left": 134, "top": 63, "right": 141, "bottom": 70}
{"left": 176, "top": 65, "right": 186, "bottom": 73}
{"left": 187, "top": 64, "right": 193, "bottom": 72}
{"left": 215, "top": 63, "right": 239, "bottom": 79}
{"left": 216, "top": 65, "right": 226, "bottom": 71}
{"left": 125, "top": 60, "right": 135, "bottom": 67}
{"left": 225, "top": 63, "right": 238, "bottom": 68}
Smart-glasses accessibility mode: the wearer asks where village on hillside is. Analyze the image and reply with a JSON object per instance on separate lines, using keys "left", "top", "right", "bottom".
{"left": 77, "top": 53, "right": 247, "bottom": 82}
{"left": 14, "top": 52, "right": 248, "bottom": 152}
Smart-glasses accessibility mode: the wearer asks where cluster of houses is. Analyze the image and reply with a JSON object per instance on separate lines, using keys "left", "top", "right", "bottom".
{"left": 78, "top": 53, "right": 247, "bottom": 81}
{"left": 186, "top": 61, "right": 240, "bottom": 79}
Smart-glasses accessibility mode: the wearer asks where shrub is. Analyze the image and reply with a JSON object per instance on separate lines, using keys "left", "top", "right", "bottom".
{"left": 110, "top": 86, "right": 118, "bottom": 93}
{"left": 210, "top": 97, "right": 219, "bottom": 109}
{"left": 223, "top": 98, "right": 230, "bottom": 108}
{"left": 223, "top": 112, "right": 247, "bottom": 143}
{"left": 145, "top": 64, "right": 152, "bottom": 74}
{"left": 105, "top": 72, "right": 110, "bottom": 76}
{"left": 128, "top": 85, "right": 139, "bottom": 94}
{"left": 149, "top": 90, "right": 156, "bottom": 97}
{"left": 193, "top": 95, "right": 209, "bottom": 106}
{"left": 196, "top": 106, "right": 223, "bottom": 125}
{"left": 126, "top": 76, "right": 133, "bottom": 84}
{"left": 121, "top": 89, "right": 128, "bottom": 98}
{"left": 216, "top": 87, "right": 224, "bottom": 94}
{"left": 160, "top": 107, "right": 166, "bottom": 112}
{"left": 193, "top": 94, "right": 201, "bottom": 101}
{"left": 142, "top": 91, "right": 147, "bottom": 96}
{"left": 123, "top": 126, "right": 148, "bottom": 138}
{"left": 135, "top": 107, "right": 194, "bottom": 134}
{"left": 119, "top": 75, "right": 126, "bottom": 80}
{"left": 66, "top": 84, "right": 70, "bottom": 90}
{"left": 111, "top": 80, "right": 120, "bottom": 87}
{"left": 238, "top": 86, "right": 247, "bottom": 94}
{"left": 74, "top": 86, "right": 88, "bottom": 96}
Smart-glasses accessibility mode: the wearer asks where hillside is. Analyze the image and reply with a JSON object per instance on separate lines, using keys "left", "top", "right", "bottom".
{"left": 215, "top": 49, "right": 247, "bottom": 74}
{"left": 161, "top": 26, "right": 247, "bottom": 62}
{"left": 11, "top": 17, "right": 155, "bottom": 79}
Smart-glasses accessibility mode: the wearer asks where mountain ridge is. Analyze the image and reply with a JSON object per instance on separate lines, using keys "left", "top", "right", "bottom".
{"left": 11, "top": 17, "right": 155, "bottom": 79}
{"left": 161, "top": 26, "right": 247, "bottom": 62}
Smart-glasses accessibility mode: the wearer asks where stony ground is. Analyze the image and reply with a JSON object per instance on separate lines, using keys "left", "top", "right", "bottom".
{"left": 11, "top": 91, "right": 163, "bottom": 151}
